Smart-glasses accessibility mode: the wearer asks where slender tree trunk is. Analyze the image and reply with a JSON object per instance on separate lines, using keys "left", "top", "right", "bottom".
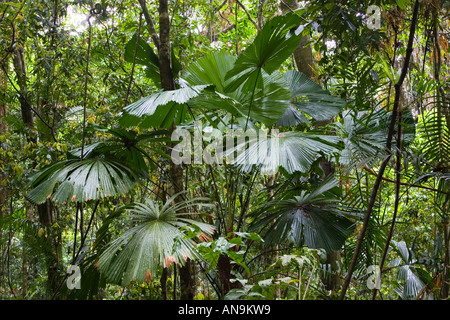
{"left": 160, "top": 267, "right": 168, "bottom": 300}
{"left": 0, "top": 63, "right": 7, "bottom": 253}
{"left": 257, "top": 0, "right": 265, "bottom": 31}
{"left": 339, "top": 0, "right": 420, "bottom": 299}
{"left": 280, "top": 0, "right": 316, "bottom": 79}
{"left": 0, "top": 69, "right": 6, "bottom": 288}
{"left": 158, "top": 0, "right": 175, "bottom": 92}
{"left": 149, "top": 0, "right": 195, "bottom": 300}
{"left": 12, "top": 47, "right": 34, "bottom": 131}
{"left": 13, "top": 35, "right": 62, "bottom": 299}
{"left": 21, "top": 204, "right": 33, "bottom": 298}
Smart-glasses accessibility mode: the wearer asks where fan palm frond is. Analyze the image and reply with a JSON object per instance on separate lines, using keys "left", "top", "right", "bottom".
{"left": 26, "top": 157, "right": 140, "bottom": 204}
{"left": 224, "top": 13, "right": 305, "bottom": 92}
{"left": 96, "top": 193, "right": 214, "bottom": 285}
{"left": 390, "top": 240, "right": 433, "bottom": 300}
{"left": 250, "top": 176, "right": 357, "bottom": 253}
{"left": 277, "top": 70, "right": 345, "bottom": 126}
{"left": 417, "top": 109, "right": 450, "bottom": 170}
{"left": 230, "top": 129, "right": 339, "bottom": 175}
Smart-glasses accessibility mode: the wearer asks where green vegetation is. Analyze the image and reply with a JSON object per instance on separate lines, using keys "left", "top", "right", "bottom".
{"left": 0, "top": 0, "right": 448, "bottom": 301}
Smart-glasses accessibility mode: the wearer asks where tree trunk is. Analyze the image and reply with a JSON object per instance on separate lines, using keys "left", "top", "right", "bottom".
{"left": 160, "top": 266, "right": 168, "bottom": 300}
{"left": 12, "top": 47, "right": 34, "bottom": 131}
{"left": 179, "top": 259, "right": 195, "bottom": 300}
{"left": 280, "top": 0, "right": 316, "bottom": 79}
{"left": 0, "top": 62, "right": 7, "bottom": 258}
{"left": 154, "top": 0, "right": 195, "bottom": 300}
{"left": 13, "top": 38, "right": 62, "bottom": 299}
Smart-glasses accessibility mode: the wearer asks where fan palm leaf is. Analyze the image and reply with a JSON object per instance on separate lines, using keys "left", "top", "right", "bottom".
{"left": 390, "top": 240, "right": 433, "bottom": 300}
{"left": 417, "top": 109, "right": 450, "bottom": 169}
{"left": 333, "top": 109, "right": 389, "bottom": 168}
{"left": 69, "top": 125, "right": 171, "bottom": 175}
{"left": 277, "top": 70, "right": 345, "bottom": 126}
{"left": 184, "top": 55, "right": 291, "bottom": 126}
{"left": 224, "top": 13, "right": 305, "bottom": 92}
{"left": 26, "top": 157, "right": 140, "bottom": 205}
{"left": 230, "top": 130, "right": 340, "bottom": 175}
{"left": 96, "top": 193, "right": 214, "bottom": 285}
{"left": 250, "top": 176, "right": 356, "bottom": 253}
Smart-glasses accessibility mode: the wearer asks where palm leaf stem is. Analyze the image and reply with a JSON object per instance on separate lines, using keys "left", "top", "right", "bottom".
{"left": 244, "top": 68, "right": 261, "bottom": 132}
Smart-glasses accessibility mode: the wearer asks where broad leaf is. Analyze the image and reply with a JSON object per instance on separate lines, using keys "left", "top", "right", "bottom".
{"left": 333, "top": 109, "right": 389, "bottom": 168}
{"left": 124, "top": 33, "right": 182, "bottom": 87}
{"left": 26, "top": 158, "right": 140, "bottom": 204}
{"left": 182, "top": 51, "right": 236, "bottom": 94}
{"left": 276, "top": 105, "right": 310, "bottom": 127}
{"left": 124, "top": 33, "right": 160, "bottom": 87}
{"left": 123, "top": 84, "right": 213, "bottom": 118}
{"left": 97, "top": 194, "right": 214, "bottom": 285}
{"left": 183, "top": 53, "right": 291, "bottom": 126}
{"left": 225, "top": 13, "right": 305, "bottom": 92}
{"left": 334, "top": 107, "right": 416, "bottom": 169}
{"left": 277, "top": 70, "right": 345, "bottom": 126}
{"left": 69, "top": 126, "right": 171, "bottom": 175}
{"left": 120, "top": 84, "right": 213, "bottom": 128}
{"left": 250, "top": 177, "right": 356, "bottom": 253}
{"left": 231, "top": 130, "right": 339, "bottom": 175}
{"left": 390, "top": 241, "right": 433, "bottom": 300}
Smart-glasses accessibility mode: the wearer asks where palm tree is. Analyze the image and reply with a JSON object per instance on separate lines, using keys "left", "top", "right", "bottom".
{"left": 250, "top": 175, "right": 357, "bottom": 254}
{"left": 96, "top": 192, "right": 214, "bottom": 286}
{"left": 25, "top": 12, "right": 352, "bottom": 298}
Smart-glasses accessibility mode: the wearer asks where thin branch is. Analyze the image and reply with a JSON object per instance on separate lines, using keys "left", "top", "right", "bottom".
{"left": 138, "top": 0, "right": 160, "bottom": 50}
{"left": 339, "top": 0, "right": 420, "bottom": 300}
{"left": 362, "top": 166, "right": 447, "bottom": 194}
{"left": 236, "top": 0, "right": 259, "bottom": 31}
{"left": 1, "top": 65, "right": 58, "bottom": 142}
{"left": 124, "top": 12, "right": 143, "bottom": 107}
{"left": 372, "top": 110, "right": 403, "bottom": 300}
{"left": 80, "top": 16, "right": 92, "bottom": 161}
{"left": 0, "top": 0, "right": 26, "bottom": 65}
{"left": 214, "top": 0, "right": 227, "bottom": 13}
{"left": 52, "top": 200, "right": 100, "bottom": 300}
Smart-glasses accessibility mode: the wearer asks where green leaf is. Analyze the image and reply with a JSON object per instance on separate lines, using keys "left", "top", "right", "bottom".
{"left": 276, "top": 105, "right": 310, "bottom": 126}
{"left": 231, "top": 129, "right": 339, "bottom": 175}
{"left": 225, "top": 13, "right": 305, "bottom": 92}
{"left": 183, "top": 52, "right": 291, "bottom": 126}
{"left": 124, "top": 33, "right": 160, "bottom": 87}
{"left": 26, "top": 158, "right": 140, "bottom": 204}
{"left": 97, "top": 194, "right": 214, "bottom": 285}
{"left": 120, "top": 84, "right": 213, "bottom": 128}
{"left": 251, "top": 176, "right": 356, "bottom": 253}
{"left": 333, "top": 109, "right": 389, "bottom": 168}
{"left": 280, "top": 70, "right": 345, "bottom": 122}
{"left": 124, "top": 84, "right": 213, "bottom": 117}
{"left": 182, "top": 51, "right": 236, "bottom": 94}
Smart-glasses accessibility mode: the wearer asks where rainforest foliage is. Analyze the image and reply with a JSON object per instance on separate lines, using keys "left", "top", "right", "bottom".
{"left": 0, "top": 0, "right": 449, "bottom": 300}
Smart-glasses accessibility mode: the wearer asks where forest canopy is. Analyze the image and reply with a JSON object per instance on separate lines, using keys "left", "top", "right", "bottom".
{"left": 0, "top": 0, "right": 449, "bottom": 301}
